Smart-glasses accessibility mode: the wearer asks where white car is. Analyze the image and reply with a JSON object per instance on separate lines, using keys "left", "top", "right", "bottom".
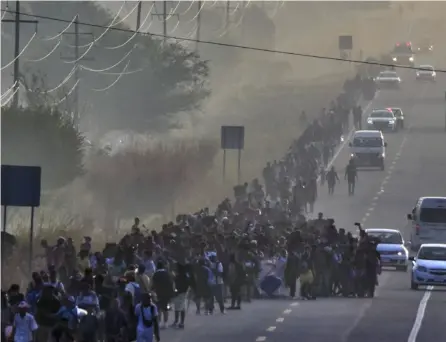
{"left": 416, "top": 65, "right": 436, "bottom": 82}
{"left": 410, "top": 243, "right": 446, "bottom": 290}
{"left": 374, "top": 71, "right": 401, "bottom": 89}
{"left": 366, "top": 228, "right": 410, "bottom": 272}
{"left": 367, "top": 109, "right": 397, "bottom": 132}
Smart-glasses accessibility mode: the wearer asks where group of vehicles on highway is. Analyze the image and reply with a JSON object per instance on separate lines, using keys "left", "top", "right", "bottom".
{"left": 363, "top": 197, "right": 446, "bottom": 290}
{"left": 348, "top": 107, "right": 402, "bottom": 171}
{"left": 373, "top": 41, "right": 437, "bottom": 90}
{"left": 352, "top": 39, "right": 445, "bottom": 290}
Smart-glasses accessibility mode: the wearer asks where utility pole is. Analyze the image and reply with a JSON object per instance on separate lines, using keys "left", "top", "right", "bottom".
{"left": 151, "top": 1, "right": 179, "bottom": 44}
{"left": 163, "top": 1, "right": 167, "bottom": 43}
{"left": 60, "top": 15, "right": 94, "bottom": 127}
{"left": 226, "top": 0, "right": 230, "bottom": 30}
{"left": 2, "top": 1, "right": 38, "bottom": 108}
{"left": 213, "top": 1, "right": 239, "bottom": 33}
{"left": 196, "top": 0, "right": 202, "bottom": 51}
{"left": 136, "top": 1, "right": 142, "bottom": 30}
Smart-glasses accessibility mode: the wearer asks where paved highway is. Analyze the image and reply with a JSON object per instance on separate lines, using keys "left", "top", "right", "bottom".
{"left": 160, "top": 59, "right": 446, "bottom": 342}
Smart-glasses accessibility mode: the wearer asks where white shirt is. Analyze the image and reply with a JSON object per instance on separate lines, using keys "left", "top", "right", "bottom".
{"left": 13, "top": 313, "right": 38, "bottom": 342}
{"left": 125, "top": 281, "right": 141, "bottom": 304}
{"left": 134, "top": 303, "right": 158, "bottom": 331}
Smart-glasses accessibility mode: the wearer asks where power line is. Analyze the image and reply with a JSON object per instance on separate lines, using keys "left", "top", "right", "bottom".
{"left": 1, "top": 1, "right": 38, "bottom": 108}
{"left": 2, "top": 8, "right": 446, "bottom": 73}
{"left": 60, "top": 15, "right": 94, "bottom": 127}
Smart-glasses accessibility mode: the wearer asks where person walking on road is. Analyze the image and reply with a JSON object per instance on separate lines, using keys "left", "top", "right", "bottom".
{"left": 345, "top": 159, "right": 358, "bottom": 195}
{"left": 326, "top": 166, "right": 340, "bottom": 195}
{"left": 353, "top": 105, "right": 363, "bottom": 130}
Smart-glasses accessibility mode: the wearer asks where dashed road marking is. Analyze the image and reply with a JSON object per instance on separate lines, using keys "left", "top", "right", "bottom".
{"left": 283, "top": 309, "right": 292, "bottom": 315}
{"left": 276, "top": 317, "right": 285, "bottom": 323}
{"left": 256, "top": 337, "right": 267, "bottom": 342}
{"left": 266, "top": 326, "right": 277, "bottom": 332}
{"left": 290, "top": 302, "right": 299, "bottom": 307}
{"left": 360, "top": 128, "right": 410, "bottom": 225}
{"left": 407, "top": 286, "right": 434, "bottom": 342}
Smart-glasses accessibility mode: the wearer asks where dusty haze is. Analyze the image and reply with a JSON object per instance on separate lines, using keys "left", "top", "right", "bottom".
{"left": 2, "top": 1, "right": 446, "bottom": 232}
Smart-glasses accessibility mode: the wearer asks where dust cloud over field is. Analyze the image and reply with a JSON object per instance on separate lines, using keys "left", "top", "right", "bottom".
{"left": 3, "top": 2, "right": 446, "bottom": 231}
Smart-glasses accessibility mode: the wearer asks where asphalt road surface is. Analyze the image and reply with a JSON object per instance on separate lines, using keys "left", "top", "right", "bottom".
{"left": 160, "top": 57, "right": 446, "bottom": 342}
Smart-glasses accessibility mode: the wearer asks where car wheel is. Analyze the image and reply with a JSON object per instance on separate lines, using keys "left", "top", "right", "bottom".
{"left": 411, "top": 279, "right": 419, "bottom": 290}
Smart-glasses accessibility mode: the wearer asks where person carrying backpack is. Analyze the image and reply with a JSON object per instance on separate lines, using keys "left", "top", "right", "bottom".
{"left": 125, "top": 272, "right": 143, "bottom": 306}
{"left": 134, "top": 293, "right": 160, "bottom": 342}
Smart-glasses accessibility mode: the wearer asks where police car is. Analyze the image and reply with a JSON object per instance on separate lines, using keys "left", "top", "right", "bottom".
{"left": 391, "top": 42, "right": 415, "bottom": 66}
{"left": 367, "top": 109, "right": 398, "bottom": 132}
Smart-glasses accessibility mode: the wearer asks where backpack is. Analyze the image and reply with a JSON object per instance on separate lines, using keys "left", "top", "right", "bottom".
{"left": 132, "top": 283, "right": 142, "bottom": 305}
{"left": 140, "top": 304, "right": 155, "bottom": 328}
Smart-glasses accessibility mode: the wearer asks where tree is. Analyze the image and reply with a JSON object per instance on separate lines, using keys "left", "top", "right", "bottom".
{"left": 1, "top": 105, "right": 84, "bottom": 190}
{"left": 93, "top": 30, "right": 211, "bottom": 133}
{"left": 1, "top": 2, "right": 211, "bottom": 134}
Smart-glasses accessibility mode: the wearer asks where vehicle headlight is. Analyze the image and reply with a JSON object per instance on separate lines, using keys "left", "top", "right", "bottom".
{"left": 392, "top": 57, "right": 397, "bottom": 61}
{"left": 350, "top": 153, "right": 355, "bottom": 158}
{"left": 416, "top": 266, "right": 428, "bottom": 272}
{"left": 409, "top": 57, "right": 414, "bottom": 62}
{"left": 416, "top": 72, "right": 419, "bottom": 76}
{"left": 389, "top": 120, "right": 395, "bottom": 124}
{"left": 397, "top": 251, "right": 404, "bottom": 256}
{"left": 367, "top": 119, "right": 373, "bottom": 124}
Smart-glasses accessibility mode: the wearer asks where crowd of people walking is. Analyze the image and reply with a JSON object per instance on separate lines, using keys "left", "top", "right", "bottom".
{"left": 1, "top": 74, "right": 382, "bottom": 342}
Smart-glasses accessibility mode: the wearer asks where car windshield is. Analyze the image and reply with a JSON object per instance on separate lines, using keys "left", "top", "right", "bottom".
{"left": 380, "top": 72, "right": 397, "bottom": 77}
{"left": 419, "top": 208, "right": 446, "bottom": 223}
{"left": 418, "top": 247, "right": 446, "bottom": 261}
{"left": 393, "top": 44, "right": 413, "bottom": 54}
{"left": 367, "top": 231, "right": 403, "bottom": 244}
{"left": 352, "top": 137, "right": 383, "bottom": 147}
{"left": 419, "top": 66, "right": 433, "bottom": 71}
{"left": 370, "top": 111, "right": 393, "bottom": 118}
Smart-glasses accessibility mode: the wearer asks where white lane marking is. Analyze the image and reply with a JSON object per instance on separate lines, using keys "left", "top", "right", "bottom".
{"left": 283, "top": 309, "right": 292, "bottom": 314}
{"left": 276, "top": 317, "right": 285, "bottom": 323}
{"left": 360, "top": 127, "right": 410, "bottom": 224}
{"left": 407, "top": 286, "right": 434, "bottom": 342}
{"left": 256, "top": 337, "right": 267, "bottom": 342}
{"left": 266, "top": 326, "right": 277, "bottom": 332}
{"left": 290, "top": 302, "right": 299, "bottom": 307}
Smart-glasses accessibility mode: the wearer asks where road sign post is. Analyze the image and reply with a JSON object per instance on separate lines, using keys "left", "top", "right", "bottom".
{"left": 220, "top": 126, "right": 245, "bottom": 184}
{"left": 1, "top": 165, "right": 42, "bottom": 273}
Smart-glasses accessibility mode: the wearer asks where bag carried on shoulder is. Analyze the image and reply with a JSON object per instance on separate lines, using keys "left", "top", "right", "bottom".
{"left": 140, "top": 305, "right": 155, "bottom": 328}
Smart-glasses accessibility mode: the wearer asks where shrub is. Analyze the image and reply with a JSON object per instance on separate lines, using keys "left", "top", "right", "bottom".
{"left": 85, "top": 139, "right": 219, "bottom": 228}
